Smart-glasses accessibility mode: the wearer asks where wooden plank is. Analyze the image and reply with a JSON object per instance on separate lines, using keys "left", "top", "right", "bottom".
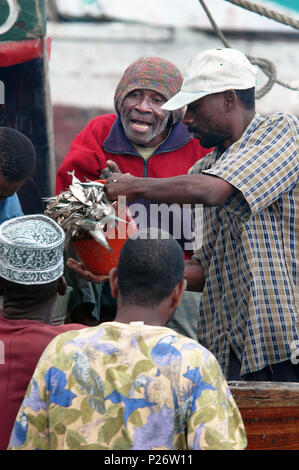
{"left": 0, "top": 0, "right": 46, "bottom": 42}
{"left": 229, "top": 381, "right": 299, "bottom": 407}
{"left": 229, "top": 381, "right": 299, "bottom": 450}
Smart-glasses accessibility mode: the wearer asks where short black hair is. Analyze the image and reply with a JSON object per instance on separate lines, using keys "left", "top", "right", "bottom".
{"left": 235, "top": 87, "right": 255, "bottom": 110}
{"left": 117, "top": 229, "right": 185, "bottom": 307}
{"left": 1, "top": 278, "right": 59, "bottom": 304}
{"left": 0, "top": 127, "right": 36, "bottom": 182}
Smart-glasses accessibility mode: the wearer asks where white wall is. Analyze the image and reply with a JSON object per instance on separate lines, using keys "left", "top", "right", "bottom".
{"left": 47, "top": 21, "right": 299, "bottom": 116}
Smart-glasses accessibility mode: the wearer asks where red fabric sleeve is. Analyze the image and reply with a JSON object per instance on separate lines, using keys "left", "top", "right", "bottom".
{"left": 56, "top": 114, "right": 116, "bottom": 194}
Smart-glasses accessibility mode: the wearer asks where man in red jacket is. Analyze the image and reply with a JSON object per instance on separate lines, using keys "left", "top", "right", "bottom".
{"left": 0, "top": 214, "right": 86, "bottom": 449}
{"left": 56, "top": 56, "right": 210, "bottom": 333}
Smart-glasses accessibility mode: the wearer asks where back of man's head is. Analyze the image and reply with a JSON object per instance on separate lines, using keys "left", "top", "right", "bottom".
{"left": 117, "top": 229, "right": 185, "bottom": 307}
{"left": 0, "top": 127, "right": 36, "bottom": 182}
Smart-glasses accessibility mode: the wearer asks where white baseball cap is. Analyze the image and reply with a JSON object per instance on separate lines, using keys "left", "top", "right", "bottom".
{"left": 161, "top": 48, "right": 258, "bottom": 111}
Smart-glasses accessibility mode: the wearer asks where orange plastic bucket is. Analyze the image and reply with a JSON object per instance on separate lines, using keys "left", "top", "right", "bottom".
{"left": 71, "top": 179, "right": 138, "bottom": 275}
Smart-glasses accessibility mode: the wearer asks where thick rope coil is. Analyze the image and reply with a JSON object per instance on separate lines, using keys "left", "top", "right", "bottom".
{"left": 198, "top": 0, "right": 299, "bottom": 98}
{"left": 224, "top": 0, "right": 299, "bottom": 31}
{"left": 246, "top": 55, "right": 277, "bottom": 99}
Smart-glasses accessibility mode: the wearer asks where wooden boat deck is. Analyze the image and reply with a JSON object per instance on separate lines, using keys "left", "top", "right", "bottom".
{"left": 229, "top": 381, "right": 299, "bottom": 450}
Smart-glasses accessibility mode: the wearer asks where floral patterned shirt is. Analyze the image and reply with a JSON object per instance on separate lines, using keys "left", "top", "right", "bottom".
{"left": 8, "top": 322, "right": 247, "bottom": 450}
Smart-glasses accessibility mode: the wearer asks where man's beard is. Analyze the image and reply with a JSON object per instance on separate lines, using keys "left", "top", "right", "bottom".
{"left": 188, "top": 126, "right": 227, "bottom": 149}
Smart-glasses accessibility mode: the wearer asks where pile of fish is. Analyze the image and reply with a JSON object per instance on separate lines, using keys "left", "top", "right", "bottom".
{"left": 44, "top": 171, "right": 123, "bottom": 250}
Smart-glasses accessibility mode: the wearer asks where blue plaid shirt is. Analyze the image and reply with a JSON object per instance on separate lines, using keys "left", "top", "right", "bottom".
{"left": 190, "top": 113, "right": 299, "bottom": 376}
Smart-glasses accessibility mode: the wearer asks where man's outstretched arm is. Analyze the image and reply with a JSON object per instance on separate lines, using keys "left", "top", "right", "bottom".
{"left": 104, "top": 173, "right": 235, "bottom": 207}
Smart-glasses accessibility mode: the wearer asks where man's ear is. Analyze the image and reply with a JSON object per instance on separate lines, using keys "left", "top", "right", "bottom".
{"left": 109, "top": 268, "right": 118, "bottom": 299}
{"left": 171, "top": 278, "right": 187, "bottom": 309}
{"left": 57, "top": 276, "right": 67, "bottom": 295}
{"left": 223, "top": 89, "right": 237, "bottom": 113}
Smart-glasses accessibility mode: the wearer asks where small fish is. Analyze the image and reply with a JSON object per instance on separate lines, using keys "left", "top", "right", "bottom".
{"left": 81, "top": 180, "right": 104, "bottom": 187}
{"left": 64, "top": 193, "right": 80, "bottom": 202}
{"left": 69, "top": 184, "right": 92, "bottom": 206}
{"left": 96, "top": 192, "right": 105, "bottom": 203}
{"left": 67, "top": 170, "right": 82, "bottom": 186}
{"left": 44, "top": 171, "right": 119, "bottom": 250}
{"left": 90, "top": 228, "right": 111, "bottom": 251}
{"left": 79, "top": 219, "right": 98, "bottom": 232}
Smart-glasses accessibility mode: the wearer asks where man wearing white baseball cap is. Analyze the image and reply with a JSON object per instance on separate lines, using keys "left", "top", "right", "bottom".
{"left": 161, "top": 48, "right": 257, "bottom": 111}
{"left": 104, "top": 47, "right": 299, "bottom": 383}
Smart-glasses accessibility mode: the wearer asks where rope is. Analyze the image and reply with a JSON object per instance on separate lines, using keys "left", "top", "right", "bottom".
{"left": 246, "top": 55, "right": 277, "bottom": 99}
{"left": 224, "top": 0, "right": 299, "bottom": 31}
{"left": 197, "top": 0, "right": 299, "bottom": 98}
{"left": 198, "top": 0, "right": 231, "bottom": 48}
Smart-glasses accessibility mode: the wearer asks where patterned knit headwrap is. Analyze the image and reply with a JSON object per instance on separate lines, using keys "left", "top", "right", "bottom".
{"left": 114, "top": 57, "right": 185, "bottom": 124}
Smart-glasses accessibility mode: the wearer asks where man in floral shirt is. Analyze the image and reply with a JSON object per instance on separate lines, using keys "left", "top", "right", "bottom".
{"left": 8, "top": 230, "right": 246, "bottom": 450}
